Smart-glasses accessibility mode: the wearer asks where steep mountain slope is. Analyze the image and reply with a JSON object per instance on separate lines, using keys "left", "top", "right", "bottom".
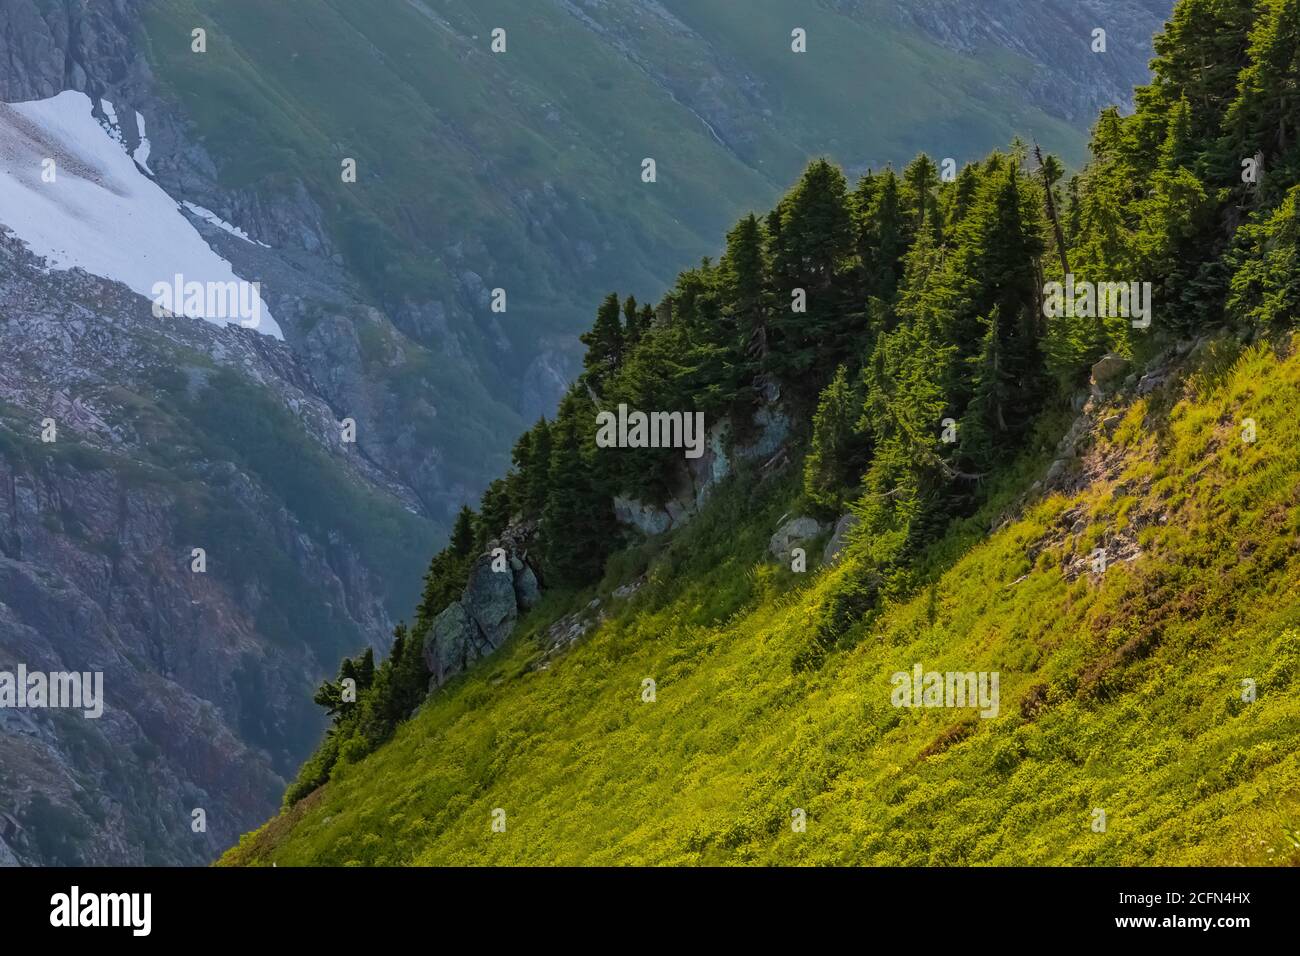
{"left": 224, "top": 336, "right": 1300, "bottom": 865}
{"left": 222, "top": 0, "right": 1300, "bottom": 867}
{"left": 0, "top": 0, "right": 1173, "bottom": 865}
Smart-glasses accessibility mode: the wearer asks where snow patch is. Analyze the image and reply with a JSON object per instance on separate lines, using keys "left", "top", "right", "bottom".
{"left": 98, "top": 98, "right": 123, "bottom": 144}
{"left": 133, "top": 111, "right": 153, "bottom": 174}
{"left": 0, "top": 91, "right": 281, "bottom": 339}
{"left": 182, "top": 201, "right": 270, "bottom": 248}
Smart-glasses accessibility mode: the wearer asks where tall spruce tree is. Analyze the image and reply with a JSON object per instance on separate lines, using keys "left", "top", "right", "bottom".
{"left": 580, "top": 293, "right": 625, "bottom": 390}
{"left": 768, "top": 159, "right": 855, "bottom": 387}
{"left": 862, "top": 168, "right": 907, "bottom": 306}
{"left": 804, "top": 365, "right": 869, "bottom": 513}
{"left": 450, "top": 506, "right": 476, "bottom": 557}
{"left": 542, "top": 395, "right": 617, "bottom": 584}
{"left": 720, "top": 213, "right": 771, "bottom": 392}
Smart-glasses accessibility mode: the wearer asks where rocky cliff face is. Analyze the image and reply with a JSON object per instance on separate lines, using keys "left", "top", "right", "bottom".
{"left": 0, "top": 0, "right": 487, "bottom": 523}
{"left": 0, "top": 0, "right": 516, "bottom": 865}
{"left": 0, "top": 230, "right": 435, "bottom": 865}
{"left": 0, "top": 0, "right": 443, "bottom": 864}
{"left": 889, "top": 0, "right": 1175, "bottom": 123}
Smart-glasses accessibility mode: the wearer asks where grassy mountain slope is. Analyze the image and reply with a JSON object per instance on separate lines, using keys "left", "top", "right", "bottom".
{"left": 224, "top": 335, "right": 1300, "bottom": 866}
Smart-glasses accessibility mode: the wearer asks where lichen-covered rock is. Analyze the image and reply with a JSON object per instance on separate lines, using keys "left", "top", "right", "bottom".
{"left": 613, "top": 496, "right": 676, "bottom": 536}
{"left": 1090, "top": 354, "right": 1130, "bottom": 394}
{"left": 462, "top": 553, "right": 518, "bottom": 651}
{"left": 613, "top": 404, "right": 794, "bottom": 538}
{"left": 769, "top": 516, "right": 824, "bottom": 560}
{"left": 423, "top": 602, "right": 483, "bottom": 689}
{"left": 513, "top": 562, "right": 542, "bottom": 611}
{"left": 822, "top": 514, "right": 859, "bottom": 565}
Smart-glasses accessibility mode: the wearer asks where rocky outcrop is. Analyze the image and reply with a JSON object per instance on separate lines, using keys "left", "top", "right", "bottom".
{"left": 422, "top": 538, "right": 543, "bottom": 691}
{"left": 613, "top": 496, "right": 678, "bottom": 536}
{"left": 769, "top": 516, "right": 825, "bottom": 561}
{"left": 1090, "top": 353, "right": 1131, "bottom": 397}
{"left": 823, "top": 514, "right": 860, "bottom": 565}
{"left": 613, "top": 404, "right": 794, "bottom": 537}
{"left": 423, "top": 603, "right": 482, "bottom": 688}
{"left": 534, "top": 598, "right": 605, "bottom": 667}
{"left": 513, "top": 559, "right": 542, "bottom": 610}
{"left": 462, "top": 554, "right": 520, "bottom": 650}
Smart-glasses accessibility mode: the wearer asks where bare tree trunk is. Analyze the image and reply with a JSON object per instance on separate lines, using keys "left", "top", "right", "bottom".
{"left": 1035, "top": 143, "right": 1070, "bottom": 277}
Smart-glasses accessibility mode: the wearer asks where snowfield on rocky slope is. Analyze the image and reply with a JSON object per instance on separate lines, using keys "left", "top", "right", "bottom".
{"left": 0, "top": 90, "right": 281, "bottom": 339}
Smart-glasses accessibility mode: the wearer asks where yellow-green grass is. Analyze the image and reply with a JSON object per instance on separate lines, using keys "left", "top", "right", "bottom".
{"left": 224, "top": 337, "right": 1300, "bottom": 866}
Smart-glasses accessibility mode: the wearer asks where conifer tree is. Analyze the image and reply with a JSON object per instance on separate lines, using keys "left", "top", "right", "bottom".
{"left": 356, "top": 648, "right": 375, "bottom": 690}
{"left": 580, "top": 293, "right": 625, "bottom": 390}
{"left": 949, "top": 158, "right": 1046, "bottom": 428}
{"left": 858, "top": 312, "right": 956, "bottom": 570}
{"left": 902, "top": 154, "right": 941, "bottom": 239}
{"left": 720, "top": 213, "right": 771, "bottom": 390}
{"left": 622, "top": 295, "right": 644, "bottom": 349}
{"left": 478, "top": 479, "right": 512, "bottom": 544}
{"left": 450, "top": 506, "right": 476, "bottom": 557}
{"left": 1144, "top": 0, "right": 1258, "bottom": 154}
{"left": 384, "top": 621, "right": 428, "bottom": 724}
{"left": 518, "top": 418, "right": 551, "bottom": 518}
{"left": 804, "top": 365, "right": 869, "bottom": 513}
{"left": 1224, "top": 0, "right": 1300, "bottom": 197}
{"left": 1142, "top": 99, "right": 1216, "bottom": 328}
{"left": 1227, "top": 185, "right": 1300, "bottom": 328}
{"left": 946, "top": 164, "right": 980, "bottom": 229}
{"left": 542, "top": 396, "right": 617, "bottom": 584}
{"left": 768, "top": 159, "right": 855, "bottom": 386}
{"left": 861, "top": 168, "right": 907, "bottom": 305}
{"left": 960, "top": 308, "right": 1016, "bottom": 473}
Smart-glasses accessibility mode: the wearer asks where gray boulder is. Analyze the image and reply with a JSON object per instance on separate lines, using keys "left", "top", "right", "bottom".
{"left": 513, "top": 562, "right": 542, "bottom": 610}
{"left": 613, "top": 495, "right": 676, "bottom": 536}
{"left": 769, "top": 516, "right": 824, "bottom": 560}
{"left": 822, "top": 513, "right": 859, "bottom": 565}
{"left": 423, "top": 602, "right": 482, "bottom": 689}
{"left": 1090, "top": 354, "right": 1130, "bottom": 395}
{"left": 462, "top": 553, "right": 518, "bottom": 651}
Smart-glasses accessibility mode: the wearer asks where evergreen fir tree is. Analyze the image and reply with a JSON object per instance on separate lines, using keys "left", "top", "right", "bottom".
{"left": 902, "top": 154, "right": 941, "bottom": 240}
{"left": 519, "top": 418, "right": 552, "bottom": 518}
{"left": 804, "top": 365, "right": 869, "bottom": 513}
{"left": 768, "top": 159, "right": 855, "bottom": 386}
{"left": 622, "top": 295, "right": 643, "bottom": 348}
{"left": 478, "top": 479, "right": 513, "bottom": 544}
{"left": 580, "top": 293, "right": 625, "bottom": 390}
{"left": 861, "top": 168, "right": 907, "bottom": 304}
{"left": 356, "top": 648, "right": 375, "bottom": 690}
{"left": 720, "top": 213, "right": 771, "bottom": 390}
{"left": 542, "top": 396, "right": 617, "bottom": 584}
{"left": 450, "top": 506, "right": 476, "bottom": 557}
